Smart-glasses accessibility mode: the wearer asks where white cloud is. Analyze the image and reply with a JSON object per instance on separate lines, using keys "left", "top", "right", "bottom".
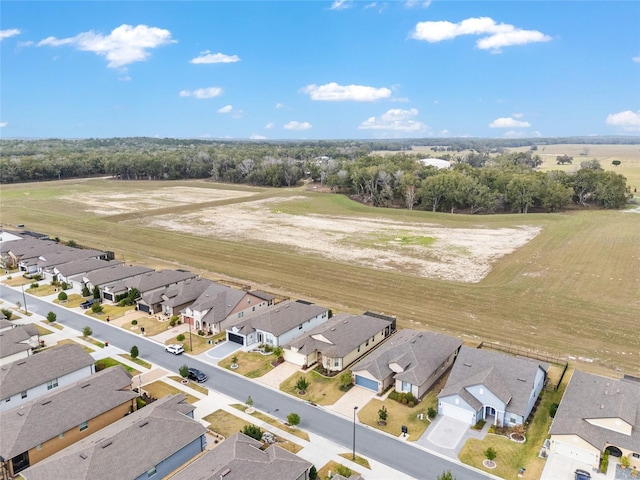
{"left": 358, "top": 108, "right": 427, "bottom": 131}
{"left": 250, "top": 134, "right": 267, "bottom": 140}
{"left": 179, "top": 87, "right": 223, "bottom": 99}
{"left": 284, "top": 121, "right": 312, "bottom": 130}
{"left": 330, "top": 0, "right": 352, "bottom": 10}
{"left": 275, "top": 103, "right": 284, "bottom": 109}
{"left": 37, "top": 24, "right": 175, "bottom": 68}
{"left": 0, "top": 29, "right": 20, "bottom": 41}
{"left": 0, "top": 122, "right": 7, "bottom": 128}
{"left": 18, "top": 40, "right": 34, "bottom": 47}
{"left": 405, "top": 0, "right": 432, "bottom": 7}
{"left": 302, "top": 82, "right": 391, "bottom": 101}
{"left": 489, "top": 117, "right": 531, "bottom": 128}
{"left": 512, "top": 112, "right": 524, "bottom": 118}
{"left": 217, "top": 105, "right": 233, "bottom": 113}
{"left": 606, "top": 110, "right": 640, "bottom": 131}
{"left": 364, "top": 3, "right": 377, "bottom": 10}
{"left": 265, "top": 122, "right": 275, "bottom": 129}
{"left": 633, "top": 56, "right": 640, "bottom": 63}
{"left": 410, "top": 17, "right": 551, "bottom": 52}
{"left": 190, "top": 51, "right": 240, "bottom": 64}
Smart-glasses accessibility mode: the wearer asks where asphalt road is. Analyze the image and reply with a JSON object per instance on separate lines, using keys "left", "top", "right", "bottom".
{"left": 0, "top": 285, "right": 494, "bottom": 480}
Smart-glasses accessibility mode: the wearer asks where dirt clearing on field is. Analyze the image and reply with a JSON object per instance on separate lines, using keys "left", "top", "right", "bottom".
{"left": 135, "top": 196, "right": 540, "bottom": 283}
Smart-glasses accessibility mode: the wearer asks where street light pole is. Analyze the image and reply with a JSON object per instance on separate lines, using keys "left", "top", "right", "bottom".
{"left": 189, "top": 320, "right": 193, "bottom": 352}
{"left": 21, "top": 283, "right": 28, "bottom": 314}
{"left": 352, "top": 406, "right": 358, "bottom": 461}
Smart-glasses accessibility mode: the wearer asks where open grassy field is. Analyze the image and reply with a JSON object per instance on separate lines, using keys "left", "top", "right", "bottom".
{"left": 1, "top": 177, "right": 638, "bottom": 375}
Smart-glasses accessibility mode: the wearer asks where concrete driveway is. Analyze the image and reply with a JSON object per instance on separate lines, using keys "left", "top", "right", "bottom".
{"left": 541, "top": 453, "right": 611, "bottom": 480}
{"left": 326, "top": 385, "right": 377, "bottom": 419}
{"left": 425, "top": 415, "right": 470, "bottom": 450}
{"left": 202, "top": 340, "right": 241, "bottom": 361}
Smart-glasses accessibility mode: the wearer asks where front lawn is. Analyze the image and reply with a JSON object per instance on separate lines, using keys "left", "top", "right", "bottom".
{"left": 26, "top": 284, "right": 56, "bottom": 296}
{"left": 120, "top": 316, "right": 167, "bottom": 336}
{"left": 317, "top": 461, "right": 361, "bottom": 480}
{"left": 168, "top": 376, "right": 209, "bottom": 396}
{"left": 230, "top": 404, "right": 310, "bottom": 441}
{"left": 219, "top": 350, "right": 275, "bottom": 378}
{"left": 53, "top": 293, "right": 85, "bottom": 308}
{"left": 280, "top": 369, "right": 347, "bottom": 406}
{"left": 95, "top": 357, "right": 140, "bottom": 376}
{"left": 3, "top": 276, "right": 31, "bottom": 287}
{"left": 143, "top": 381, "right": 199, "bottom": 404}
{"left": 165, "top": 332, "right": 212, "bottom": 355}
{"left": 358, "top": 398, "right": 430, "bottom": 440}
{"left": 119, "top": 353, "right": 151, "bottom": 369}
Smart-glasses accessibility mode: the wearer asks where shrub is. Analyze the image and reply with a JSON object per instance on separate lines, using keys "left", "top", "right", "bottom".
{"left": 30, "top": 282, "right": 39, "bottom": 289}
{"left": 46, "top": 311, "right": 57, "bottom": 323}
{"left": 95, "top": 361, "right": 106, "bottom": 371}
{"left": 61, "top": 282, "right": 69, "bottom": 290}
{"left": 264, "top": 344, "right": 273, "bottom": 353}
{"left": 246, "top": 396, "right": 254, "bottom": 407}
{"left": 408, "top": 401, "right": 415, "bottom": 408}
{"left": 131, "top": 319, "right": 138, "bottom": 325}
{"left": 472, "top": 419, "right": 486, "bottom": 430}
{"left": 177, "top": 334, "right": 185, "bottom": 342}
{"left": 32, "top": 274, "right": 42, "bottom": 281}
{"left": 550, "top": 402, "right": 559, "bottom": 418}
{"left": 82, "top": 286, "right": 90, "bottom": 297}
{"left": 231, "top": 355, "right": 238, "bottom": 365}
{"left": 169, "top": 317, "right": 177, "bottom": 327}
{"left": 287, "top": 413, "right": 300, "bottom": 427}
{"left": 295, "top": 376, "right": 309, "bottom": 391}
{"left": 309, "top": 465, "right": 318, "bottom": 480}
{"left": 485, "top": 447, "right": 497, "bottom": 461}
{"left": 91, "top": 303, "right": 103, "bottom": 313}
{"left": 82, "top": 326, "right": 92, "bottom": 338}
{"left": 378, "top": 406, "right": 388, "bottom": 423}
{"left": 427, "top": 407, "right": 437, "bottom": 419}
{"left": 335, "top": 465, "right": 352, "bottom": 478}
{"left": 57, "top": 291, "right": 68, "bottom": 301}
{"left": 437, "top": 471, "right": 456, "bottom": 480}
{"left": 179, "top": 364, "right": 189, "bottom": 379}
{"left": 241, "top": 424, "right": 263, "bottom": 441}
{"left": 1, "top": 308, "right": 12, "bottom": 320}
{"left": 600, "top": 450, "right": 609, "bottom": 473}
{"left": 130, "top": 345, "right": 139, "bottom": 359}
{"left": 388, "top": 390, "right": 416, "bottom": 406}
{"left": 93, "top": 286, "right": 100, "bottom": 299}
{"left": 136, "top": 397, "right": 146, "bottom": 409}
{"left": 197, "top": 329, "right": 204, "bottom": 336}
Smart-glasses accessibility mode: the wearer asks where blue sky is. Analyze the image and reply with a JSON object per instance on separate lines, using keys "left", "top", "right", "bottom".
{"left": 1, "top": 1, "right": 639, "bottom": 139}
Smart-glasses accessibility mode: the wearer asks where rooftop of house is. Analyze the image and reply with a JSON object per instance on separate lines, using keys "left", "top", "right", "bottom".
{"left": 104, "top": 269, "right": 198, "bottom": 295}
{"left": 549, "top": 370, "right": 640, "bottom": 452}
{"left": 0, "top": 323, "right": 39, "bottom": 358}
{"left": 54, "top": 258, "right": 123, "bottom": 278}
{"left": 351, "top": 329, "right": 463, "bottom": 386}
{"left": 438, "top": 346, "right": 548, "bottom": 417}
{"left": 73, "top": 264, "right": 154, "bottom": 287}
{"left": 0, "top": 366, "right": 136, "bottom": 459}
{"left": 188, "top": 283, "right": 267, "bottom": 324}
{"left": 170, "top": 432, "right": 312, "bottom": 480}
{"left": 229, "top": 300, "right": 328, "bottom": 337}
{"left": 160, "top": 277, "right": 215, "bottom": 307}
{"left": 1, "top": 237, "right": 60, "bottom": 257}
{"left": 37, "top": 248, "right": 106, "bottom": 269}
{"left": 0, "top": 343, "right": 95, "bottom": 400}
{"left": 19, "top": 394, "right": 205, "bottom": 480}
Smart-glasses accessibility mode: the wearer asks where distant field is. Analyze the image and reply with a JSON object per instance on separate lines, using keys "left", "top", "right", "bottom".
{"left": 1, "top": 177, "right": 639, "bottom": 376}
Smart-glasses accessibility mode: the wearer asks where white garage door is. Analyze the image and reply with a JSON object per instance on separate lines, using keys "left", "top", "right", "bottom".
{"left": 555, "top": 441, "right": 598, "bottom": 466}
{"left": 440, "top": 402, "right": 474, "bottom": 424}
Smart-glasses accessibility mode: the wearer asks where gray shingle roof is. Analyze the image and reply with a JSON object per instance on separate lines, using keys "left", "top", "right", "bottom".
{"left": 438, "top": 346, "right": 548, "bottom": 417}
{"left": 20, "top": 394, "right": 205, "bottom": 480}
{"left": 75, "top": 264, "right": 154, "bottom": 287}
{"left": 1, "top": 237, "right": 60, "bottom": 257}
{"left": 351, "top": 329, "right": 462, "bottom": 387}
{"left": 161, "top": 277, "right": 214, "bottom": 307}
{"left": 105, "top": 269, "right": 197, "bottom": 295}
{"left": 189, "top": 283, "right": 247, "bottom": 320}
{"left": 285, "top": 313, "right": 394, "bottom": 358}
{"left": 0, "top": 323, "right": 39, "bottom": 358}
{"left": 38, "top": 248, "right": 105, "bottom": 268}
{"left": 54, "top": 258, "right": 123, "bottom": 277}
{"left": 231, "top": 301, "right": 327, "bottom": 337}
{"left": 171, "top": 432, "right": 311, "bottom": 480}
{"left": 549, "top": 370, "right": 640, "bottom": 451}
{"left": 0, "top": 366, "right": 136, "bottom": 459}
{"left": 0, "top": 344, "right": 95, "bottom": 400}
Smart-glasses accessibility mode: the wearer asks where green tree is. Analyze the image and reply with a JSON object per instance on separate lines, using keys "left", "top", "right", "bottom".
{"left": 82, "top": 326, "right": 92, "bottom": 338}
{"left": 130, "top": 345, "right": 139, "bottom": 359}
{"left": 241, "top": 424, "right": 263, "bottom": 441}
{"left": 506, "top": 174, "right": 540, "bottom": 213}
{"left": 46, "top": 311, "right": 57, "bottom": 323}
{"left": 309, "top": 465, "right": 318, "bottom": 480}
{"left": 437, "top": 471, "right": 457, "bottom": 480}
{"left": 485, "top": 447, "right": 497, "bottom": 461}
{"left": 378, "top": 405, "right": 388, "bottom": 423}
{"left": 339, "top": 371, "right": 352, "bottom": 388}
{"left": 91, "top": 302, "right": 103, "bottom": 313}
{"left": 595, "top": 171, "right": 630, "bottom": 208}
{"left": 287, "top": 412, "right": 300, "bottom": 427}
{"left": 246, "top": 396, "right": 254, "bottom": 408}
{"left": 57, "top": 291, "right": 68, "bottom": 301}
{"left": 82, "top": 286, "right": 90, "bottom": 297}
{"left": 93, "top": 285, "right": 100, "bottom": 299}
{"left": 179, "top": 364, "right": 189, "bottom": 379}
{"left": 295, "top": 376, "right": 309, "bottom": 392}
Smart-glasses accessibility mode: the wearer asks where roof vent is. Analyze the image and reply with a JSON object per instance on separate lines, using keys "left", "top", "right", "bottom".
{"left": 41, "top": 400, "right": 52, "bottom": 405}
{"left": 463, "top": 363, "right": 472, "bottom": 367}
{"left": 220, "top": 468, "right": 231, "bottom": 477}
{"left": 80, "top": 453, "right": 88, "bottom": 460}
{"left": 81, "top": 383, "right": 91, "bottom": 389}
{"left": 138, "top": 421, "right": 149, "bottom": 428}
{"left": 600, "top": 404, "right": 604, "bottom": 409}
{"left": 285, "top": 304, "right": 290, "bottom": 308}
{"left": 517, "top": 378, "right": 527, "bottom": 382}
{"left": 331, "top": 328, "right": 336, "bottom": 331}
{"left": 101, "top": 441, "right": 113, "bottom": 449}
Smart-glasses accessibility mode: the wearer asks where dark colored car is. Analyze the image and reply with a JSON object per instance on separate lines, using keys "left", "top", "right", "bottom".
{"left": 575, "top": 469, "right": 591, "bottom": 480}
{"left": 80, "top": 298, "right": 99, "bottom": 309}
{"left": 188, "top": 367, "right": 207, "bottom": 383}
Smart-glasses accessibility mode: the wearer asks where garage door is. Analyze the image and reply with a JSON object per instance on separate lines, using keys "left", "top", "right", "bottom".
{"left": 555, "top": 441, "right": 598, "bottom": 466}
{"left": 137, "top": 304, "right": 149, "bottom": 313}
{"left": 354, "top": 375, "right": 378, "bottom": 392}
{"left": 227, "top": 332, "right": 244, "bottom": 345}
{"left": 440, "top": 402, "right": 474, "bottom": 424}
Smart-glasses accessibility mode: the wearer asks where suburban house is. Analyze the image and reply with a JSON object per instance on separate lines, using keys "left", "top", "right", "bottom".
{"left": 158, "top": 277, "right": 214, "bottom": 317}
{"left": 49, "top": 258, "right": 124, "bottom": 291}
{"left": 283, "top": 312, "right": 396, "bottom": 372}
{"left": 0, "top": 343, "right": 95, "bottom": 412}
{"left": 169, "top": 432, "right": 313, "bottom": 480}
{"left": 100, "top": 269, "right": 198, "bottom": 310}
{"left": 69, "top": 264, "right": 154, "bottom": 299}
{"left": 181, "top": 282, "right": 275, "bottom": 334}
{"left": 437, "top": 346, "right": 548, "bottom": 427}
{"left": 226, "top": 300, "right": 329, "bottom": 347}
{"left": 36, "top": 248, "right": 109, "bottom": 282}
{"left": 0, "top": 323, "right": 40, "bottom": 366}
{"left": 331, "top": 475, "right": 365, "bottom": 480}
{"left": 0, "top": 366, "right": 137, "bottom": 480}
{"left": 548, "top": 370, "right": 640, "bottom": 470}
{"left": 19, "top": 394, "right": 207, "bottom": 480}
{"left": 1, "top": 238, "right": 65, "bottom": 273}
{"left": 350, "top": 329, "right": 462, "bottom": 398}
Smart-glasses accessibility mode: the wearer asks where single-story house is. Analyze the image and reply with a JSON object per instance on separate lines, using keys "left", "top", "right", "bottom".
{"left": 0, "top": 366, "right": 137, "bottom": 479}
{"left": 158, "top": 277, "right": 214, "bottom": 317}
{"left": 37, "top": 248, "right": 108, "bottom": 282}
{"left": 19, "top": 394, "right": 207, "bottom": 480}
{"left": 50, "top": 258, "right": 124, "bottom": 292}
{"left": 283, "top": 312, "right": 396, "bottom": 372}
{"left": 437, "top": 346, "right": 548, "bottom": 427}
{"left": 69, "top": 264, "right": 154, "bottom": 298}
{"left": 548, "top": 370, "right": 640, "bottom": 470}
{"left": 0, "top": 343, "right": 95, "bottom": 412}
{"left": 181, "top": 283, "right": 275, "bottom": 335}
{"left": 170, "top": 432, "right": 313, "bottom": 480}
{"left": 351, "top": 329, "right": 462, "bottom": 398}
{"left": 1, "top": 238, "right": 65, "bottom": 273}
{"left": 0, "top": 323, "right": 40, "bottom": 366}
{"left": 226, "top": 300, "right": 329, "bottom": 347}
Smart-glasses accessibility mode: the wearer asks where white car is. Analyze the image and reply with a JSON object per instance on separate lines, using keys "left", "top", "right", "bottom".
{"left": 165, "top": 344, "right": 185, "bottom": 355}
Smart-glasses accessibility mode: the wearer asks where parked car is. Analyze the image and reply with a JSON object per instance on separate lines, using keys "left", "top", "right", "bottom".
{"left": 165, "top": 344, "right": 184, "bottom": 355}
{"left": 187, "top": 367, "right": 207, "bottom": 383}
{"left": 575, "top": 469, "right": 591, "bottom": 480}
{"left": 80, "top": 298, "right": 99, "bottom": 309}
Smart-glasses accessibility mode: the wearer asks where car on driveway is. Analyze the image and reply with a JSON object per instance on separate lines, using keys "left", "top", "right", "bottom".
{"left": 165, "top": 344, "right": 184, "bottom": 355}
{"left": 187, "top": 367, "right": 207, "bottom": 383}
{"left": 80, "top": 298, "right": 99, "bottom": 309}
{"left": 575, "top": 469, "right": 591, "bottom": 480}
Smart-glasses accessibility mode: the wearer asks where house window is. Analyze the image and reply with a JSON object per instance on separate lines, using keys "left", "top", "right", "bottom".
{"left": 21, "top": 391, "right": 28, "bottom": 399}
{"left": 334, "top": 359, "right": 340, "bottom": 367}
{"left": 147, "top": 466, "right": 157, "bottom": 477}
{"left": 633, "top": 453, "right": 640, "bottom": 459}
{"left": 510, "top": 416, "right": 517, "bottom": 424}
{"left": 59, "top": 433, "right": 64, "bottom": 439}
{"left": 238, "top": 312, "right": 243, "bottom": 319}
{"left": 47, "top": 379, "right": 59, "bottom": 390}
{"left": 252, "top": 307, "right": 255, "bottom": 311}
{"left": 79, "top": 421, "right": 88, "bottom": 431}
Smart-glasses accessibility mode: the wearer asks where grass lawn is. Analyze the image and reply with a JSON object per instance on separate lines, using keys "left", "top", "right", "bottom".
{"left": 338, "top": 453, "right": 371, "bottom": 470}
{"left": 47, "top": 338, "right": 94, "bottom": 353}
{"left": 44, "top": 321, "right": 64, "bottom": 330}
{"left": 280, "top": 369, "right": 347, "bottom": 406}
{"left": 95, "top": 357, "right": 141, "bottom": 376}
{"left": 118, "top": 316, "right": 167, "bottom": 337}
{"left": 165, "top": 332, "right": 211, "bottom": 355}
{"left": 219, "top": 350, "right": 275, "bottom": 378}
{"left": 81, "top": 336, "right": 105, "bottom": 348}
{"left": 230, "top": 404, "right": 310, "bottom": 442}
{"left": 53, "top": 293, "right": 85, "bottom": 308}
{"left": 119, "top": 354, "right": 152, "bottom": 369}
{"left": 359, "top": 398, "right": 430, "bottom": 440}
{"left": 458, "top": 371, "right": 570, "bottom": 480}
{"left": 143, "top": 381, "right": 199, "bottom": 404}
{"left": 34, "top": 324, "right": 54, "bottom": 336}
{"left": 26, "top": 284, "right": 56, "bottom": 296}
{"left": 89, "top": 304, "right": 138, "bottom": 319}
{"left": 3, "top": 276, "right": 31, "bottom": 287}
{"left": 168, "top": 376, "right": 209, "bottom": 395}
{"left": 316, "top": 460, "right": 360, "bottom": 480}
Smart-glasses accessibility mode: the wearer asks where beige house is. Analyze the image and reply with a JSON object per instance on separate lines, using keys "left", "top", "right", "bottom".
{"left": 283, "top": 312, "right": 396, "bottom": 372}
{"left": 549, "top": 370, "right": 640, "bottom": 470}
{"left": 0, "top": 323, "right": 40, "bottom": 366}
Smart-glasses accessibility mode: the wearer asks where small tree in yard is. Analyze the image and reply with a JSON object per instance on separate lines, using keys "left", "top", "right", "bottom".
{"left": 93, "top": 285, "right": 100, "bottom": 299}
{"left": 246, "top": 396, "right": 254, "bottom": 408}
{"left": 295, "top": 376, "right": 309, "bottom": 393}
{"left": 241, "top": 424, "right": 263, "bottom": 441}
{"left": 231, "top": 355, "right": 238, "bottom": 366}
{"left": 378, "top": 405, "right": 388, "bottom": 424}
{"left": 82, "top": 326, "right": 92, "bottom": 338}
{"left": 437, "top": 471, "right": 456, "bottom": 480}
{"left": 47, "top": 311, "right": 57, "bottom": 323}
{"left": 1, "top": 308, "right": 12, "bottom": 320}
{"left": 91, "top": 302, "right": 103, "bottom": 314}
{"left": 179, "top": 364, "right": 189, "bottom": 379}
{"left": 57, "top": 291, "right": 67, "bottom": 301}
{"left": 485, "top": 447, "right": 497, "bottom": 462}
{"left": 82, "top": 286, "right": 90, "bottom": 297}
{"left": 339, "top": 371, "right": 352, "bottom": 389}
{"left": 309, "top": 465, "right": 318, "bottom": 480}
{"left": 130, "top": 345, "right": 139, "bottom": 359}
{"left": 287, "top": 413, "right": 300, "bottom": 428}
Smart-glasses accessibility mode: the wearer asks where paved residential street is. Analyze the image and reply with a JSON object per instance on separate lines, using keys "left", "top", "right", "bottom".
{"left": 0, "top": 284, "right": 498, "bottom": 480}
